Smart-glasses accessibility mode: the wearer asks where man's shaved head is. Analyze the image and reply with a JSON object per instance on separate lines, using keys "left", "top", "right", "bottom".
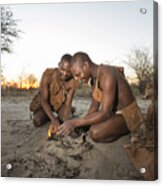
{"left": 58, "top": 54, "right": 72, "bottom": 81}
{"left": 60, "top": 54, "right": 72, "bottom": 63}
{"left": 71, "top": 52, "right": 92, "bottom": 83}
{"left": 71, "top": 52, "right": 92, "bottom": 67}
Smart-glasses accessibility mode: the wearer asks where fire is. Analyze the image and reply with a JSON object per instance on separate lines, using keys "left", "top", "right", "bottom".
{"left": 48, "top": 126, "right": 52, "bottom": 138}
{"left": 47, "top": 124, "right": 58, "bottom": 139}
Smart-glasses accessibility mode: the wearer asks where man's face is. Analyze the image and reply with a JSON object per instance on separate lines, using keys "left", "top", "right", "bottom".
{"left": 58, "top": 60, "right": 72, "bottom": 81}
{"left": 71, "top": 62, "right": 90, "bottom": 84}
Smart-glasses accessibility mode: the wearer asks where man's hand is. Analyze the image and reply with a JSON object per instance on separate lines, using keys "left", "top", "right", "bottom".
{"left": 47, "top": 119, "right": 60, "bottom": 139}
{"left": 58, "top": 120, "right": 75, "bottom": 136}
{"left": 51, "top": 119, "right": 60, "bottom": 127}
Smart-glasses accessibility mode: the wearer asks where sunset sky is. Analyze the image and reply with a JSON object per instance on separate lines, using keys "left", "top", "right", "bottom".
{"left": 1, "top": 0, "right": 153, "bottom": 81}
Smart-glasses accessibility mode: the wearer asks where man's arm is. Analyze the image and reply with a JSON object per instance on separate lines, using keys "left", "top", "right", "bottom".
{"left": 61, "top": 88, "right": 75, "bottom": 121}
{"left": 40, "top": 73, "right": 59, "bottom": 126}
{"left": 85, "top": 97, "right": 100, "bottom": 116}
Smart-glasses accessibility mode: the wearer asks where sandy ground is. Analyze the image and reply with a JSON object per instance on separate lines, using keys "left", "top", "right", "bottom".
{"left": 1, "top": 95, "right": 151, "bottom": 179}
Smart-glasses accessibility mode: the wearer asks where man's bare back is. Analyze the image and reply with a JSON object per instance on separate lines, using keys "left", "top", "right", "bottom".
{"left": 97, "top": 65, "right": 134, "bottom": 111}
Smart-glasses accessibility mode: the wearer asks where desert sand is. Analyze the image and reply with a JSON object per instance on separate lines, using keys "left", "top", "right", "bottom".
{"left": 1, "top": 94, "right": 151, "bottom": 179}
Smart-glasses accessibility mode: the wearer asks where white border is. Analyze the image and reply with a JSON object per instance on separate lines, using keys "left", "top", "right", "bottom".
{"left": 0, "top": 0, "right": 162, "bottom": 186}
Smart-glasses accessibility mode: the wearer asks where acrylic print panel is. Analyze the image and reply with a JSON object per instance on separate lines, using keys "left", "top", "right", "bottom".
{"left": 1, "top": 0, "right": 158, "bottom": 180}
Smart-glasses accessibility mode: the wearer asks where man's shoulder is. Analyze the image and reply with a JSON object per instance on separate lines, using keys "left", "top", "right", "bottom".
{"left": 100, "top": 65, "right": 117, "bottom": 85}
{"left": 100, "top": 65, "right": 113, "bottom": 76}
{"left": 42, "top": 68, "right": 58, "bottom": 77}
{"left": 100, "top": 64, "right": 112, "bottom": 71}
{"left": 101, "top": 65, "right": 124, "bottom": 76}
{"left": 41, "top": 68, "right": 58, "bottom": 84}
{"left": 43, "top": 68, "right": 58, "bottom": 74}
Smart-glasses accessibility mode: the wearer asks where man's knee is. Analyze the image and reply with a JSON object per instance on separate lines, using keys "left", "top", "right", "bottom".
{"left": 89, "top": 127, "right": 101, "bottom": 142}
{"left": 33, "top": 116, "right": 42, "bottom": 127}
{"left": 89, "top": 126, "right": 116, "bottom": 143}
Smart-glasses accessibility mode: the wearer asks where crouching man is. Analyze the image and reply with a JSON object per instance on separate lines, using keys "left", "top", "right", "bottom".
{"left": 29, "top": 54, "right": 78, "bottom": 128}
{"left": 58, "top": 52, "right": 143, "bottom": 142}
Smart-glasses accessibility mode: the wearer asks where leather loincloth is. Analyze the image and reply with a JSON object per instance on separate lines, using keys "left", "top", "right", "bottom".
{"left": 116, "top": 100, "right": 144, "bottom": 132}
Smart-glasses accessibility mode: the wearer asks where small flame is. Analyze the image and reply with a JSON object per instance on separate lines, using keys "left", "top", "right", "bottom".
{"left": 47, "top": 124, "right": 58, "bottom": 139}
{"left": 48, "top": 127, "right": 52, "bottom": 138}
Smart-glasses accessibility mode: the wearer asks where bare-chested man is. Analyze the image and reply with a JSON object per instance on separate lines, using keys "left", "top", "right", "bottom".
{"left": 58, "top": 52, "right": 143, "bottom": 142}
{"left": 30, "top": 54, "right": 78, "bottom": 128}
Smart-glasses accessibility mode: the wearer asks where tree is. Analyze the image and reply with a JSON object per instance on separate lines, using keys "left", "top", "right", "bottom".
{"left": 1, "top": 6, "right": 22, "bottom": 53}
{"left": 0, "top": 65, "right": 6, "bottom": 88}
{"left": 124, "top": 47, "right": 153, "bottom": 93}
{"left": 17, "top": 68, "right": 27, "bottom": 89}
{"left": 25, "top": 74, "right": 38, "bottom": 88}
